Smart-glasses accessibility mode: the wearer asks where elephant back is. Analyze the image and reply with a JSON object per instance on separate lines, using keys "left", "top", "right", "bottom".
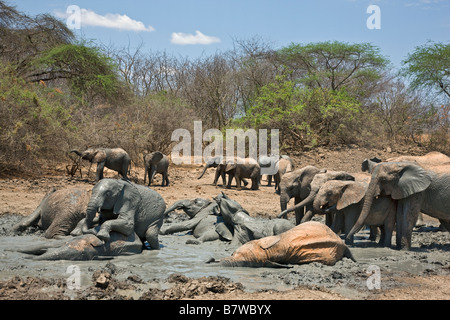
{"left": 133, "top": 184, "right": 166, "bottom": 237}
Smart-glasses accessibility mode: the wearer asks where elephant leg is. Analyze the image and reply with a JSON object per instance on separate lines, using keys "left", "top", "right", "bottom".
{"left": 145, "top": 223, "right": 162, "bottom": 250}
{"left": 150, "top": 167, "right": 157, "bottom": 185}
{"left": 251, "top": 178, "right": 258, "bottom": 190}
{"left": 96, "top": 162, "right": 105, "bottom": 181}
{"left": 186, "top": 228, "right": 220, "bottom": 245}
{"left": 397, "top": 194, "right": 423, "bottom": 250}
{"left": 438, "top": 219, "right": 450, "bottom": 232}
{"left": 235, "top": 173, "right": 242, "bottom": 191}
{"left": 267, "top": 175, "right": 273, "bottom": 186}
{"left": 381, "top": 205, "right": 396, "bottom": 248}
{"left": 96, "top": 216, "right": 135, "bottom": 243}
{"left": 164, "top": 172, "right": 170, "bottom": 186}
{"left": 294, "top": 196, "right": 304, "bottom": 225}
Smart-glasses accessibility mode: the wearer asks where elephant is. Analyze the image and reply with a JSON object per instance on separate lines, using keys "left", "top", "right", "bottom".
{"left": 12, "top": 187, "right": 90, "bottom": 239}
{"left": 198, "top": 157, "right": 259, "bottom": 190}
{"left": 160, "top": 198, "right": 233, "bottom": 244}
{"left": 71, "top": 178, "right": 166, "bottom": 250}
{"left": 197, "top": 156, "right": 228, "bottom": 186}
{"left": 278, "top": 166, "right": 322, "bottom": 224}
{"left": 361, "top": 157, "right": 382, "bottom": 173}
{"left": 144, "top": 151, "right": 170, "bottom": 186}
{"left": 347, "top": 161, "right": 450, "bottom": 250}
{"left": 215, "top": 192, "right": 294, "bottom": 246}
{"left": 18, "top": 232, "right": 143, "bottom": 260}
{"left": 313, "top": 180, "right": 396, "bottom": 246}
{"left": 279, "top": 167, "right": 355, "bottom": 225}
{"left": 71, "top": 147, "right": 131, "bottom": 182}
{"left": 208, "top": 221, "right": 354, "bottom": 268}
{"left": 273, "top": 157, "right": 295, "bottom": 193}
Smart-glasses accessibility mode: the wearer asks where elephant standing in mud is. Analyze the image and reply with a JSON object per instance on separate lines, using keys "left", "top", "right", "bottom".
{"left": 313, "top": 180, "right": 396, "bottom": 246}
{"left": 278, "top": 166, "right": 322, "bottom": 224}
{"left": 144, "top": 151, "right": 170, "bottom": 186}
{"left": 215, "top": 192, "right": 294, "bottom": 246}
{"left": 347, "top": 161, "right": 450, "bottom": 250}
{"left": 160, "top": 198, "right": 233, "bottom": 244}
{"left": 279, "top": 167, "right": 355, "bottom": 225}
{"left": 19, "top": 232, "right": 143, "bottom": 260}
{"left": 198, "top": 157, "right": 260, "bottom": 190}
{"left": 12, "top": 187, "right": 90, "bottom": 239}
{"left": 209, "top": 221, "right": 354, "bottom": 268}
{"left": 71, "top": 147, "right": 131, "bottom": 182}
{"left": 71, "top": 178, "right": 166, "bottom": 250}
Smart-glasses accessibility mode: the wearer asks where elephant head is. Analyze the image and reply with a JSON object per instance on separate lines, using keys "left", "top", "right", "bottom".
{"left": 198, "top": 156, "right": 223, "bottom": 179}
{"left": 164, "top": 198, "right": 211, "bottom": 218}
{"left": 313, "top": 180, "right": 367, "bottom": 214}
{"left": 214, "top": 192, "right": 249, "bottom": 225}
{"left": 347, "top": 162, "right": 432, "bottom": 242}
{"left": 71, "top": 148, "right": 106, "bottom": 163}
{"left": 145, "top": 151, "right": 164, "bottom": 165}
{"left": 361, "top": 157, "right": 382, "bottom": 173}
{"left": 279, "top": 169, "right": 355, "bottom": 222}
{"left": 79, "top": 179, "right": 141, "bottom": 236}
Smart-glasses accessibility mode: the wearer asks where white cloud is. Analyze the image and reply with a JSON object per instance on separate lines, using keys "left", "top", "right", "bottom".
{"left": 55, "top": 8, "right": 155, "bottom": 32}
{"left": 170, "top": 30, "right": 220, "bottom": 45}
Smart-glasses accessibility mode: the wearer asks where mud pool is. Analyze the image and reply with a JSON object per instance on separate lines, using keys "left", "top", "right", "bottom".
{"left": 1, "top": 213, "right": 449, "bottom": 299}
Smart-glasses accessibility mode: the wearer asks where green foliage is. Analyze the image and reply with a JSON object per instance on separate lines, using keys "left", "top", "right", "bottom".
{"left": 31, "top": 43, "right": 123, "bottom": 105}
{"left": 402, "top": 41, "right": 450, "bottom": 100}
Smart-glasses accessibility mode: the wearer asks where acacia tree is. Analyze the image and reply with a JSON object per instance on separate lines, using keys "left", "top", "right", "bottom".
{"left": 277, "top": 41, "right": 388, "bottom": 95}
{"left": 402, "top": 41, "right": 450, "bottom": 101}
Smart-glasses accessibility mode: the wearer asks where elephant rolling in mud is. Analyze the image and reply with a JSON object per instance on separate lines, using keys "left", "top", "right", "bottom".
{"left": 71, "top": 147, "right": 131, "bottom": 182}
{"left": 215, "top": 192, "right": 294, "bottom": 246}
{"left": 71, "top": 178, "right": 166, "bottom": 250}
{"left": 160, "top": 198, "right": 233, "bottom": 244}
{"left": 347, "top": 161, "right": 450, "bottom": 250}
{"left": 144, "top": 151, "right": 170, "bottom": 186}
{"left": 208, "top": 221, "right": 354, "bottom": 268}
{"left": 12, "top": 187, "right": 90, "bottom": 239}
{"left": 19, "top": 232, "right": 143, "bottom": 260}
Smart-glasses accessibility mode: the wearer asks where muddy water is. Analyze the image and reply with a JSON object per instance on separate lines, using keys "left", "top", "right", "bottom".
{"left": 1, "top": 214, "right": 449, "bottom": 295}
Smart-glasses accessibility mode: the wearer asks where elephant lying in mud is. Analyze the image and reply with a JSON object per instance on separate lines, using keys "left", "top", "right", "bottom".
{"left": 18, "top": 232, "right": 143, "bottom": 260}
{"left": 215, "top": 192, "right": 294, "bottom": 246}
{"left": 160, "top": 198, "right": 233, "bottom": 244}
{"left": 208, "top": 221, "right": 355, "bottom": 268}
{"left": 12, "top": 187, "right": 90, "bottom": 239}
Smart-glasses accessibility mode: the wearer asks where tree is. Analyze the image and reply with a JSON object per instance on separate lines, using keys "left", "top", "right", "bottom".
{"left": 277, "top": 41, "right": 388, "bottom": 94}
{"left": 402, "top": 41, "right": 450, "bottom": 101}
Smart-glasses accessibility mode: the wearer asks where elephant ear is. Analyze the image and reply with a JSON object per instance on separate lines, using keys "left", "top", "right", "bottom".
{"left": 113, "top": 181, "right": 140, "bottom": 216}
{"left": 151, "top": 151, "right": 164, "bottom": 163}
{"left": 259, "top": 236, "right": 280, "bottom": 250}
{"left": 337, "top": 182, "right": 367, "bottom": 210}
{"left": 225, "top": 162, "right": 237, "bottom": 172}
{"left": 391, "top": 164, "right": 432, "bottom": 200}
{"left": 92, "top": 150, "right": 107, "bottom": 163}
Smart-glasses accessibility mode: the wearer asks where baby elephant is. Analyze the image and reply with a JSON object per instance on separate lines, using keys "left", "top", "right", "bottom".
{"left": 210, "top": 221, "right": 354, "bottom": 268}
{"left": 12, "top": 187, "right": 90, "bottom": 239}
{"left": 19, "top": 232, "right": 143, "bottom": 260}
{"left": 144, "top": 151, "right": 170, "bottom": 186}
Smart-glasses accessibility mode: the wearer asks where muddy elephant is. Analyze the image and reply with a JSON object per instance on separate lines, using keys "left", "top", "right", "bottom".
{"left": 19, "top": 232, "right": 143, "bottom": 260}
{"left": 71, "top": 178, "right": 166, "bottom": 250}
{"left": 313, "top": 180, "right": 396, "bottom": 246}
{"left": 279, "top": 167, "right": 355, "bottom": 224}
{"left": 348, "top": 161, "right": 450, "bottom": 250}
{"left": 209, "top": 221, "right": 354, "bottom": 268}
{"left": 160, "top": 198, "right": 233, "bottom": 244}
{"left": 278, "top": 166, "right": 322, "bottom": 224}
{"left": 215, "top": 192, "right": 294, "bottom": 246}
{"left": 12, "top": 187, "right": 90, "bottom": 239}
{"left": 198, "top": 157, "right": 259, "bottom": 190}
{"left": 71, "top": 147, "right": 131, "bottom": 182}
{"left": 144, "top": 151, "right": 170, "bottom": 186}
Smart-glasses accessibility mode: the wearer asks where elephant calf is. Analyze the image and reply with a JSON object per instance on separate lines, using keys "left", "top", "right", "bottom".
{"left": 144, "top": 151, "right": 170, "bottom": 186}
{"left": 210, "top": 221, "right": 354, "bottom": 268}
{"left": 19, "top": 232, "right": 143, "bottom": 260}
{"left": 12, "top": 187, "right": 90, "bottom": 239}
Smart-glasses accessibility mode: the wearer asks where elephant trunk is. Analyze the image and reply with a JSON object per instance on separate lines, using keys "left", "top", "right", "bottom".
{"left": 164, "top": 200, "right": 189, "bottom": 217}
{"left": 84, "top": 198, "right": 101, "bottom": 232}
{"left": 70, "top": 150, "right": 82, "bottom": 157}
{"left": 277, "top": 191, "right": 316, "bottom": 219}
{"left": 279, "top": 193, "right": 290, "bottom": 219}
{"left": 197, "top": 163, "right": 211, "bottom": 179}
{"left": 346, "top": 179, "right": 377, "bottom": 240}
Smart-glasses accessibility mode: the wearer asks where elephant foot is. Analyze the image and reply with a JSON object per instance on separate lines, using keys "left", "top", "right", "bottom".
{"left": 96, "top": 230, "right": 111, "bottom": 243}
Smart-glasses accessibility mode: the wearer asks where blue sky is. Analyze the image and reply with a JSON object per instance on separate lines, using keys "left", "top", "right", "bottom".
{"left": 11, "top": 0, "right": 450, "bottom": 70}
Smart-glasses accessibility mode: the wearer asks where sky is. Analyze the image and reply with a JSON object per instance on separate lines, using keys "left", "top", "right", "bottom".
{"left": 9, "top": 0, "right": 450, "bottom": 70}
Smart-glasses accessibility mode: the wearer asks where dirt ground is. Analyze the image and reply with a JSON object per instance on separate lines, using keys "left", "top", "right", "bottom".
{"left": 0, "top": 145, "right": 450, "bottom": 300}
